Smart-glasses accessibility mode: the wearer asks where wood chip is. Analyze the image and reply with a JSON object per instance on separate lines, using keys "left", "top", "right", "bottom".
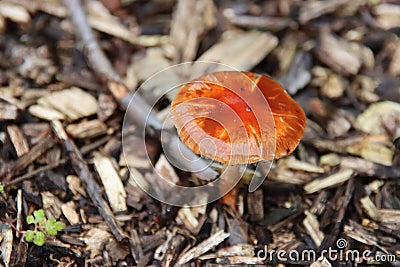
{"left": 176, "top": 206, "right": 206, "bottom": 234}
{"left": 378, "top": 209, "right": 400, "bottom": 224}
{"left": 311, "top": 66, "right": 345, "bottom": 99}
{"left": 119, "top": 134, "right": 152, "bottom": 169}
{"left": 327, "top": 112, "right": 352, "bottom": 138}
{"left": 279, "top": 51, "right": 312, "bottom": 95}
{"left": 217, "top": 256, "right": 264, "bottom": 265}
{"left": 170, "top": 0, "right": 216, "bottom": 62}
{"left": 224, "top": 12, "right": 294, "bottom": 32}
{"left": 154, "top": 154, "right": 180, "bottom": 184}
{"left": 66, "top": 175, "right": 87, "bottom": 198}
{"left": 162, "top": 233, "right": 187, "bottom": 267}
{"left": 41, "top": 191, "right": 63, "bottom": 220}
{"left": 355, "top": 101, "right": 400, "bottom": 135}
{"left": 285, "top": 156, "right": 325, "bottom": 173}
{"left": 343, "top": 220, "right": 378, "bottom": 246}
{"left": 319, "top": 153, "right": 341, "bottom": 167}
{"left": 227, "top": 218, "right": 248, "bottom": 245}
{"left": 28, "top": 104, "right": 66, "bottom": 121}
{"left": 82, "top": 228, "right": 113, "bottom": 258}
{"left": 299, "top": 0, "right": 347, "bottom": 24}
{"left": 310, "top": 257, "right": 332, "bottom": 267}
{"left": 360, "top": 196, "right": 381, "bottom": 222}
{"left": 303, "top": 210, "right": 324, "bottom": 247}
{"left": 36, "top": 87, "right": 98, "bottom": 121}
{"left": 373, "top": 4, "right": 400, "bottom": 30}
{"left": 304, "top": 169, "right": 354, "bottom": 194}
{"left": 66, "top": 119, "right": 108, "bottom": 139}
{"left": 87, "top": 0, "right": 167, "bottom": 46}
{"left": 93, "top": 152, "right": 127, "bottom": 212}
{"left": 199, "top": 243, "right": 254, "bottom": 259}
{"left": 388, "top": 39, "right": 400, "bottom": 76}
{"left": 351, "top": 75, "right": 380, "bottom": 103}
{"left": 61, "top": 201, "right": 80, "bottom": 225}
{"left": 7, "top": 125, "right": 29, "bottom": 156}
{"left": 0, "top": 1, "right": 31, "bottom": 24}
{"left": 0, "top": 222, "right": 13, "bottom": 267}
{"left": 315, "top": 32, "right": 362, "bottom": 75}
{"left": 347, "top": 141, "right": 394, "bottom": 166}
{"left": 195, "top": 31, "right": 278, "bottom": 73}
{"left": 247, "top": 189, "right": 264, "bottom": 222}
{"left": 176, "top": 230, "right": 230, "bottom": 266}
{"left": 132, "top": 48, "right": 171, "bottom": 81}
{"left": 0, "top": 102, "right": 18, "bottom": 120}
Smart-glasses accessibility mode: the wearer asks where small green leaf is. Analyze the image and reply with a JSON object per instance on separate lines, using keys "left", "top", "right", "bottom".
{"left": 54, "top": 221, "right": 66, "bottom": 231}
{"left": 45, "top": 218, "right": 58, "bottom": 236}
{"left": 33, "top": 231, "right": 45, "bottom": 246}
{"left": 25, "top": 230, "right": 35, "bottom": 242}
{"left": 26, "top": 215, "right": 35, "bottom": 225}
{"left": 0, "top": 183, "right": 4, "bottom": 191}
{"left": 45, "top": 218, "right": 65, "bottom": 236}
{"left": 34, "top": 209, "right": 45, "bottom": 223}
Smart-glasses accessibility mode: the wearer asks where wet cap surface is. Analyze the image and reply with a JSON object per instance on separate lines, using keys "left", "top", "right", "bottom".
{"left": 170, "top": 71, "right": 306, "bottom": 164}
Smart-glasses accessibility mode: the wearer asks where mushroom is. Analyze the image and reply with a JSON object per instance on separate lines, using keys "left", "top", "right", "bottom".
{"left": 170, "top": 71, "right": 306, "bottom": 205}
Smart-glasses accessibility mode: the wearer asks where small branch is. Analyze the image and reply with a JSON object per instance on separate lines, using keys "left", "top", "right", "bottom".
{"left": 0, "top": 133, "right": 55, "bottom": 181}
{"left": 51, "top": 120, "right": 127, "bottom": 241}
{"left": 62, "top": 0, "right": 119, "bottom": 82}
{"left": 61, "top": 0, "right": 218, "bottom": 180}
{"left": 4, "top": 158, "right": 67, "bottom": 188}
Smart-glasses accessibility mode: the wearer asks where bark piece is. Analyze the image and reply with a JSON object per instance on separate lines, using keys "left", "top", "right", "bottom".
{"left": 373, "top": 4, "right": 400, "bottom": 30}
{"left": 132, "top": 48, "right": 180, "bottom": 101}
{"left": 61, "top": 201, "right": 80, "bottom": 225}
{"left": 279, "top": 52, "right": 312, "bottom": 95}
{"left": 6, "top": 125, "right": 29, "bottom": 156}
{"left": 0, "top": 222, "right": 13, "bottom": 267}
{"left": 170, "top": 0, "right": 216, "bottom": 62}
{"left": 360, "top": 196, "right": 381, "bottom": 222}
{"left": 347, "top": 141, "right": 394, "bottom": 166}
{"left": 93, "top": 152, "right": 127, "bottom": 212}
{"left": 224, "top": 11, "right": 294, "bottom": 32}
{"left": 304, "top": 169, "right": 354, "bottom": 194}
{"left": 343, "top": 220, "right": 378, "bottom": 246}
{"left": 176, "top": 230, "right": 230, "bottom": 266}
{"left": 195, "top": 31, "right": 278, "bottom": 74}
{"left": 199, "top": 243, "right": 254, "bottom": 259}
{"left": 0, "top": 2, "right": 30, "bottom": 24}
{"left": 247, "top": 189, "right": 264, "bottom": 222}
{"left": 0, "top": 102, "right": 18, "bottom": 120}
{"left": 303, "top": 210, "right": 324, "bottom": 247}
{"left": 66, "top": 119, "right": 108, "bottom": 139}
{"left": 0, "top": 133, "right": 55, "bottom": 181}
{"left": 315, "top": 31, "right": 374, "bottom": 76}
{"left": 299, "top": 0, "right": 347, "bottom": 24}
{"left": 36, "top": 87, "right": 98, "bottom": 121}
{"left": 311, "top": 66, "right": 345, "bottom": 99}
{"left": 28, "top": 105, "right": 65, "bottom": 121}
{"left": 355, "top": 101, "right": 400, "bottom": 135}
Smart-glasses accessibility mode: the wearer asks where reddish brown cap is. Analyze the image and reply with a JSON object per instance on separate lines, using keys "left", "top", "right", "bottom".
{"left": 170, "top": 71, "right": 306, "bottom": 164}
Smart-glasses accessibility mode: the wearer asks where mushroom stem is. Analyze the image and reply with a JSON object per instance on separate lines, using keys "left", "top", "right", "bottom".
{"left": 248, "top": 160, "right": 272, "bottom": 192}
{"left": 161, "top": 130, "right": 219, "bottom": 181}
{"left": 219, "top": 164, "right": 243, "bottom": 210}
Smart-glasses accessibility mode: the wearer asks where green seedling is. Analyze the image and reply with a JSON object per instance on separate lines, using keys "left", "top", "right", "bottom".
{"left": 0, "top": 183, "right": 3, "bottom": 192}
{"left": 25, "top": 209, "right": 65, "bottom": 246}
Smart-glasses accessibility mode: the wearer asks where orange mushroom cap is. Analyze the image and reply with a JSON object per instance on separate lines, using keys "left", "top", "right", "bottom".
{"left": 170, "top": 71, "right": 306, "bottom": 165}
